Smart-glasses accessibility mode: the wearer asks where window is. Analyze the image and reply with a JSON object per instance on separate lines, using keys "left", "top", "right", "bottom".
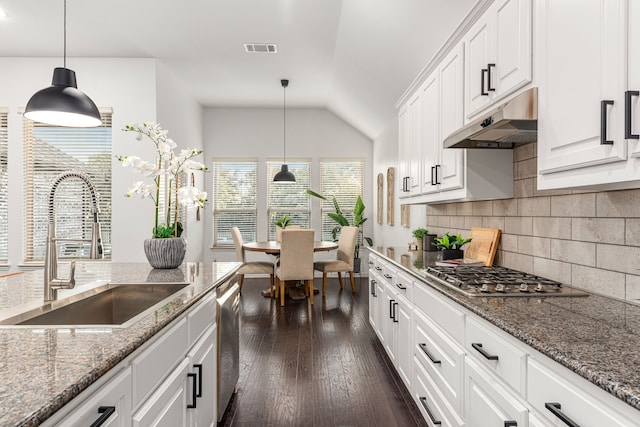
{"left": 212, "top": 159, "right": 258, "bottom": 245}
{"left": 319, "top": 159, "right": 364, "bottom": 241}
{"left": 23, "top": 110, "right": 112, "bottom": 262}
{"left": 267, "top": 160, "right": 311, "bottom": 240}
{"left": 0, "top": 109, "right": 7, "bottom": 262}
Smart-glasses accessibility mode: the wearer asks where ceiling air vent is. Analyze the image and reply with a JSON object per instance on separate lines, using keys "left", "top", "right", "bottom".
{"left": 244, "top": 43, "right": 277, "bottom": 53}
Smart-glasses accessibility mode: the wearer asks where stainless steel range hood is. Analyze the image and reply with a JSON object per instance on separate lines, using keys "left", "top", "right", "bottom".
{"left": 444, "top": 87, "right": 537, "bottom": 149}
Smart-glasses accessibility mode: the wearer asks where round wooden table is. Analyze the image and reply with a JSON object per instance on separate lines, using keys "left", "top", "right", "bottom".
{"left": 243, "top": 240, "right": 338, "bottom": 255}
{"left": 243, "top": 241, "right": 338, "bottom": 298}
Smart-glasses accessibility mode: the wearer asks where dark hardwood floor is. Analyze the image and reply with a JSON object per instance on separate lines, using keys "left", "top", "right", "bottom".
{"left": 219, "top": 276, "right": 428, "bottom": 427}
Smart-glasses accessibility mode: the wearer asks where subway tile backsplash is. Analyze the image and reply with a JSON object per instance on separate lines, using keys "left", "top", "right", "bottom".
{"left": 425, "top": 142, "right": 640, "bottom": 302}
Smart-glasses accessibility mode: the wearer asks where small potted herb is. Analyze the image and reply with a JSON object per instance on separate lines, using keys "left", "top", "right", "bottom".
{"left": 412, "top": 228, "right": 429, "bottom": 251}
{"left": 433, "top": 233, "right": 472, "bottom": 260}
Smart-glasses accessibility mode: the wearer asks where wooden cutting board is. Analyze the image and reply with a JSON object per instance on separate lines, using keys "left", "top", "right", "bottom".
{"left": 464, "top": 227, "right": 501, "bottom": 266}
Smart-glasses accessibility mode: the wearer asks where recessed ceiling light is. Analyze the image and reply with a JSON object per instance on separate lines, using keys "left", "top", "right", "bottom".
{"left": 244, "top": 43, "right": 277, "bottom": 53}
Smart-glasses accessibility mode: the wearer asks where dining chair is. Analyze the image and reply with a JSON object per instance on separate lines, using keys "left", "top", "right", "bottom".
{"left": 275, "top": 228, "right": 315, "bottom": 306}
{"left": 231, "top": 227, "right": 275, "bottom": 296}
{"left": 313, "top": 226, "right": 358, "bottom": 295}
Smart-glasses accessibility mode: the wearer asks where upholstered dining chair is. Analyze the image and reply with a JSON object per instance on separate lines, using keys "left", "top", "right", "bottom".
{"left": 313, "top": 226, "right": 358, "bottom": 296}
{"left": 275, "top": 228, "right": 315, "bottom": 306}
{"left": 231, "top": 227, "right": 275, "bottom": 295}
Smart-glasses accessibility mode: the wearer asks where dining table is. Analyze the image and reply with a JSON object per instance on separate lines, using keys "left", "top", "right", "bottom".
{"left": 243, "top": 240, "right": 339, "bottom": 298}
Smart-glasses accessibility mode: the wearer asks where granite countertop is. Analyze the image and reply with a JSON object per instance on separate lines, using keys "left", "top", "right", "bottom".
{"left": 370, "top": 247, "right": 640, "bottom": 413}
{"left": 0, "top": 261, "right": 241, "bottom": 427}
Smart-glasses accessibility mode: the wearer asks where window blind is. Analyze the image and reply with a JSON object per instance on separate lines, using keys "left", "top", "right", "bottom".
{"left": 212, "top": 160, "right": 258, "bottom": 245}
{"left": 0, "top": 110, "right": 7, "bottom": 262}
{"left": 23, "top": 110, "right": 112, "bottom": 262}
{"left": 319, "top": 159, "right": 364, "bottom": 241}
{"left": 267, "top": 160, "right": 310, "bottom": 240}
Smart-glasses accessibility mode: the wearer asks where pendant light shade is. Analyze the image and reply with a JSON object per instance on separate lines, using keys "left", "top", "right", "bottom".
{"left": 273, "top": 79, "right": 295, "bottom": 182}
{"left": 24, "top": 0, "right": 102, "bottom": 128}
{"left": 24, "top": 67, "right": 102, "bottom": 127}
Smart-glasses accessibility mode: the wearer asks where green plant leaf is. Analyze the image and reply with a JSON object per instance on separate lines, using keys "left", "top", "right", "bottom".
{"left": 305, "top": 189, "right": 327, "bottom": 200}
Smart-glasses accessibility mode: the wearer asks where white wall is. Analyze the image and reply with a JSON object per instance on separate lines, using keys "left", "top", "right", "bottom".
{"left": 372, "top": 119, "right": 426, "bottom": 249}
{"left": 156, "top": 62, "right": 205, "bottom": 262}
{"left": 0, "top": 57, "right": 203, "bottom": 268}
{"left": 202, "top": 107, "right": 373, "bottom": 263}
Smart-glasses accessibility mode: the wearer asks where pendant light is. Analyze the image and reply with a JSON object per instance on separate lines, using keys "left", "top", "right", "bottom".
{"left": 24, "top": 0, "right": 102, "bottom": 128}
{"left": 273, "top": 79, "right": 296, "bottom": 182}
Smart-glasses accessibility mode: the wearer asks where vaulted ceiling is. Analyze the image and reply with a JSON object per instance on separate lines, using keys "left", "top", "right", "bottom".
{"left": 0, "top": 0, "right": 475, "bottom": 139}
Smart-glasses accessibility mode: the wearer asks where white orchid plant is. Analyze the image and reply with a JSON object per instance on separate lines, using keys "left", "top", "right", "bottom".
{"left": 117, "top": 122, "right": 208, "bottom": 238}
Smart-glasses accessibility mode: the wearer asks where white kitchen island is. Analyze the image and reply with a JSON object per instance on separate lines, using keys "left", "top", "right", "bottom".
{"left": 0, "top": 261, "right": 240, "bottom": 426}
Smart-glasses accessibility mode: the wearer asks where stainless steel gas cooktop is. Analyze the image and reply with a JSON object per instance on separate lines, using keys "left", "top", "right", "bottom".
{"left": 423, "top": 265, "right": 588, "bottom": 298}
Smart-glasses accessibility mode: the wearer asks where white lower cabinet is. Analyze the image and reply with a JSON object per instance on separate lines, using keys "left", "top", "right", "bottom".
{"left": 527, "top": 356, "right": 640, "bottom": 427}
{"left": 132, "top": 358, "right": 191, "bottom": 427}
{"left": 187, "top": 325, "right": 217, "bottom": 427}
{"left": 368, "top": 253, "right": 640, "bottom": 427}
{"left": 52, "top": 367, "right": 132, "bottom": 426}
{"left": 465, "top": 358, "right": 528, "bottom": 427}
{"left": 414, "top": 357, "right": 465, "bottom": 427}
{"left": 414, "top": 309, "right": 464, "bottom": 416}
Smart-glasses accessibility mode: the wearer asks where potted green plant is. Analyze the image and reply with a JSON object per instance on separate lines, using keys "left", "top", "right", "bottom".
{"left": 306, "top": 189, "right": 373, "bottom": 272}
{"left": 433, "top": 233, "right": 472, "bottom": 260}
{"left": 275, "top": 214, "right": 291, "bottom": 242}
{"left": 412, "top": 228, "right": 429, "bottom": 251}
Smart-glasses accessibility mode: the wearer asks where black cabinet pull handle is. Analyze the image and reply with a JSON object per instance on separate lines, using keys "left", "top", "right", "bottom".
{"left": 375, "top": 266, "right": 382, "bottom": 271}
{"left": 435, "top": 165, "right": 441, "bottom": 185}
{"left": 383, "top": 273, "right": 392, "bottom": 279}
{"left": 187, "top": 373, "right": 197, "bottom": 408}
{"left": 430, "top": 166, "right": 435, "bottom": 185}
{"left": 472, "top": 343, "right": 499, "bottom": 360}
{"left": 601, "top": 100, "right": 614, "bottom": 144}
{"left": 625, "top": 90, "right": 639, "bottom": 139}
{"left": 89, "top": 406, "right": 116, "bottom": 427}
{"left": 487, "top": 63, "right": 496, "bottom": 91}
{"left": 504, "top": 422, "right": 517, "bottom": 427}
{"left": 419, "top": 397, "right": 442, "bottom": 425}
{"left": 368, "top": 260, "right": 374, "bottom": 265}
{"left": 393, "top": 302, "right": 399, "bottom": 322}
{"left": 370, "top": 279, "right": 377, "bottom": 297}
{"left": 418, "top": 343, "right": 441, "bottom": 364}
{"left": 389, "top": 299, "right": 395, "bottom": 319}
{"left": 545, "top": 402, "right": 580, "bottom": 427}
{"left": 396, "top": 283, "right": 406, "bottom": 290}
{"left": 481, "top": 68, "right": 488, "bottom": 96}
{"left": 193, "top": 364, "right": 203, "bottom": 397}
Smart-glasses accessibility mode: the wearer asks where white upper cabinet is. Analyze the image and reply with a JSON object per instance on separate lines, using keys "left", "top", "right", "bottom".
{"left": 463, "top": 0, "right": 532, "bottom": 121}
{"left": 397, "top": 39, "right": 513, "bottom": 204}
{"left": 537, "top": 0, "right": 640, "bottom": 190}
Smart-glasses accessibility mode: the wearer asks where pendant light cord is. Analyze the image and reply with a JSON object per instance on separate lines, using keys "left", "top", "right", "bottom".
{"left": 282, "top": 82, "right": 286, "bottom": 163}
{"left": 63, "top": 0, "right": 67, "bottom": 68}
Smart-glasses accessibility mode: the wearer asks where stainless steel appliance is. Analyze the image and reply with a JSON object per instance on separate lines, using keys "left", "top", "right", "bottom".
{"left": 216, "top": 278, "right": 240, "bottom": 422}
{"left": 423, "top": 265, "right": 588, "bottom": 298}
{"left": 443, "top": 87, "right": 537, "bottom": 149}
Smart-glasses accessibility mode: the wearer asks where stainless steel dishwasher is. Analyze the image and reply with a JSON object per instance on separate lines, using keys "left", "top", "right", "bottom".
{"left": 216, "top": 277, "right": 240, "bottom": 422}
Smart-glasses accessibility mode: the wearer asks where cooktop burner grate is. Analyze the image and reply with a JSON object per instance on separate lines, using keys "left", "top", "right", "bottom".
{"left": 424, "top": 265, "right": 588, "bottom": 297}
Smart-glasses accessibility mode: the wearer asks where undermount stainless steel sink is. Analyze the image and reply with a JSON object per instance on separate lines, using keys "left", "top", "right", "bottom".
{"left": 0, "top": 282, "right": 190, "bottom": 328}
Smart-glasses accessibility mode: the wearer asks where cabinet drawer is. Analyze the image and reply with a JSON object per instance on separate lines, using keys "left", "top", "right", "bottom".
{"left": 132, "top": 317, "right": 188, "bottom": 409}
{"left": 394, "top": 271, "right": 414, "bottom": 303}
{"left": 465, "top": 358, "right": 527, "bottom": 427}
{"left": 414, "top": 310, "right": 464, "bottom": 415}
{"left": 465, "top": 316, "right": 526, "bottom": 394}
{"left": 414, "top": 357, "right": 464, "bottom": 427}
{"left": 188, "top": 291, "right": 216, "bottom": 347}
{"left": 55, "top": 367, "right": 132, "bottom": 427}
{"left": 527, "top": 357, "right": 640, "bottom": 427}
{"left": 413, "top": 282, "right": 464, "bottom": 343}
